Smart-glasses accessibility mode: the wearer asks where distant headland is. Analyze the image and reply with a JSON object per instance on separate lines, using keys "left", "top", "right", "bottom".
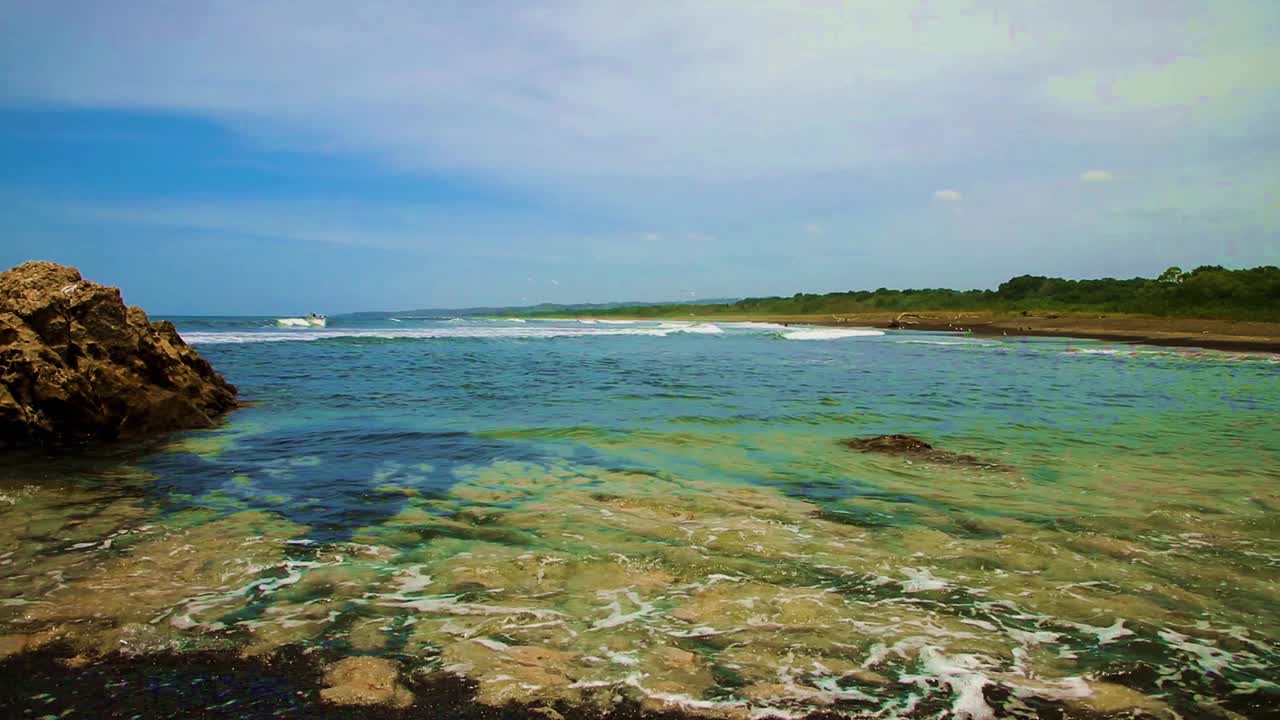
{"left": 525, "top": 266, "right": 1280, "bottom": 353}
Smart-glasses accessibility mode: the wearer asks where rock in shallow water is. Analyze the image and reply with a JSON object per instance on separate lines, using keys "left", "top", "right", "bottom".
{"left": 0, "top": 261, "right": 237, "bottom": 446}
{"left": 842, "top": 434, "right": 1008, "bottom": 470}
{"left": 320, "top": 656, "right": 414, "bottom": 708}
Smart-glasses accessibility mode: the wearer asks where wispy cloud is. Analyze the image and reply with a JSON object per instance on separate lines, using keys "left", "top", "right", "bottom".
{"left": 1, "top": 1, "right": 1277, "bottom": 308}
{"left": 3, "top": 2, "right": 1276, "bottom": 183}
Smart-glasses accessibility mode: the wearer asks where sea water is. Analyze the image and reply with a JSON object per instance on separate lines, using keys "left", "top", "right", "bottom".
{"left": 1, "top": 316, "right": 1277, "bottom": 718}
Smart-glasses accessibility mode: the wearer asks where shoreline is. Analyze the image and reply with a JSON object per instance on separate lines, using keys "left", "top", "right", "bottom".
{"left": 544, "top": 312, "right": 1280, "bottom": 353}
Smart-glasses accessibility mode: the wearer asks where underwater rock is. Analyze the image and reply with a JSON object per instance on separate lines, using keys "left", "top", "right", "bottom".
{"left": 843, "top": 434, "right": 1007, "bottom": 469}
{"left": 0, "top": 261, "right": 237, "bottom": 446}
{"left": 319, "top": 656, "right": 414, "bottom": 708}
{"left": 845, "top": 434, "right": 935, "bottom": 453}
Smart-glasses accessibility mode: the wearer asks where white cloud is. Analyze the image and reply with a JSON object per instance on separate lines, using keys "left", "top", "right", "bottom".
{"left": 2, "top": 2, "right": 1273, "bottom": 184}
{"left": 1081, "top": 170, "right": 1113, "bottom": 183}
{"left": 2, "top": 0, "right": 1278, "bottom": 281}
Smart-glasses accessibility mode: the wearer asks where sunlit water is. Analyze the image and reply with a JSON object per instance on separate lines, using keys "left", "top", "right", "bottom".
{"left": 2, "top": 317, "right": 1278, "bottom": 718}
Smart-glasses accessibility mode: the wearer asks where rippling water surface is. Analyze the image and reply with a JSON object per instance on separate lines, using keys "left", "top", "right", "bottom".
{"left": 2, "top": 317, "right": 1278, "bottom": 718}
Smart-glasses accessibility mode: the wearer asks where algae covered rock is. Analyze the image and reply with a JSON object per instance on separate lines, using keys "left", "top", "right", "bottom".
{"left": 319, "top": 656, "right": 414, "bottom": 708}
{"left": 0, "top": 261, "right": 236, "bottom": 446}
{"left": 843, "top": 434, "right": 1009, "bottom": 470}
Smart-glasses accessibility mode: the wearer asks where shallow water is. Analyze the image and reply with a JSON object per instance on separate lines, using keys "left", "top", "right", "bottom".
{"left": 2, "top": 317, "right": 1278, "bottom": 718}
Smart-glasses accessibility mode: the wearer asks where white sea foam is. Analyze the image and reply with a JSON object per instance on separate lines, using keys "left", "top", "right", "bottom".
{"left": 181, "top": 326, "right": 677, "bottom": 344}
{"left": 781, "top": 327, "right": 885, "bottom": 341}
{"left": 672, "top": 323, "right": 723, "bottom": 334}
{"left": 722, "top": 321, "right": 789, "bottom": 330}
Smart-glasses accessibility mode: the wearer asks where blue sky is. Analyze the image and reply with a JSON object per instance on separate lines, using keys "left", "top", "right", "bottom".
{"left": 2, "top": 1, "right": 1278, "bottom": 314}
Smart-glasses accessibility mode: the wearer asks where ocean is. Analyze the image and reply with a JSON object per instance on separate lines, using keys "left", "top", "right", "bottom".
{"left": 2, "top": 315, "right": 1278, "bottom": 718}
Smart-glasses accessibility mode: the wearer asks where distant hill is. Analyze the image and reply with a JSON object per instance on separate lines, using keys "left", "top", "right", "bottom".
{"left": 343, "top": 298, "right": 739, "bottom": 320}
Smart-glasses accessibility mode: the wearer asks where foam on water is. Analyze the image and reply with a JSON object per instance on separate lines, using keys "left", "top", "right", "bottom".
{"left": 182, "top": 320, "right": 734, "bottom": 344}
{"left": 781, "top": 327, "right": 886, "bottom": 340}
{"left": 722, "top": 321, "right": 790, "bottom": 330}
{"left": 6, "top": 315, "right": 1278, "bottom": 719}
{"left": 181, "top": 327, "right": 674, "bottom": 344}
{"left": 671, "top": 322, "right": 723, "bottom": 334}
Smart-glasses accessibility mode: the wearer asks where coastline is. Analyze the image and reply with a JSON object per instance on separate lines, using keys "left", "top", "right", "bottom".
{"left": 543, "top": 311, "right": 1280, "bottom": 353}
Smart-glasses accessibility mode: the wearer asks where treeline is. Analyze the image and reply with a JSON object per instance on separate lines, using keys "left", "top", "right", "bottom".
{"left": 569, "top": 266, "right": 1280, "bottom": 321}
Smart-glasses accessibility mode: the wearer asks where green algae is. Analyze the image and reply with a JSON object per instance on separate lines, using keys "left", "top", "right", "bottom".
{"left": 2, "top": 433, "right": 1277, "bottom": 718}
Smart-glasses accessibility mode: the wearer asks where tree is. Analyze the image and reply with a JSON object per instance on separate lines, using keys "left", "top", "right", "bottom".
{"left": 1158, "top": 266, "right": 1186, "bottom": 284}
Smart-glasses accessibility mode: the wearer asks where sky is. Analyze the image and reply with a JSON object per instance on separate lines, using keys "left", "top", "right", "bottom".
{"left": 1, "top": 1, "right": 1278, "bottom": 314}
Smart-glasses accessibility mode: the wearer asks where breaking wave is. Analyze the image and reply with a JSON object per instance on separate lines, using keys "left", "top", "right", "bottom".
{"left": 781, "top": 327, "right": 886, "bottom": 340}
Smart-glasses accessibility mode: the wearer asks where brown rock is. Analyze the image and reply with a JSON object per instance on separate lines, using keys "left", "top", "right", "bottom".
{"left": 843, "top": 434, "right": 935, "bottom": 453}
{"left": 658, "top": 646, "right": 700, "bottom": 672}
{"left": 0, "top": 261, "right": 237, "bottom": 446}
{"left": 320, "top": 656, "right": 414, "bottom": 708}
{"left": 842, "top": 434, "right": 1008, "bottom": 470}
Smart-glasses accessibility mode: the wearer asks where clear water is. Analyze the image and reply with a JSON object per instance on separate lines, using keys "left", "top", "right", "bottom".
{"left": 2, "top": 316, "right": 1278, "bottom": 718}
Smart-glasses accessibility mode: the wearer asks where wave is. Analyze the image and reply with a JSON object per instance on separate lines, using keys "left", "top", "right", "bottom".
{"left": 781, "top": 327, "right": 885, "bottom": 341}
{"left": 182, "top": 326, "right": 678, "bottom": 344}
{"left": 672, "top": 323, "right": 723, "bottom": 334}
{"left": 722, "top": 321, "right": 789, "bottom": 330}
{"left": 182, "top": 321, "right": 735, "bottom": 345}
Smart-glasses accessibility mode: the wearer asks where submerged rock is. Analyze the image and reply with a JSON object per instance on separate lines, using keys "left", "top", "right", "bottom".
{"left": 842, "top": 434, "right": 1007, "bottom": 470}
{"left": 0, "top": 261, "right": 237, "bottom": 446}
{"left": 320, "top": 656, "right": 414, "bottom": 708}
{"left": 845, "top": 434, "right": 936, "bottom": 454}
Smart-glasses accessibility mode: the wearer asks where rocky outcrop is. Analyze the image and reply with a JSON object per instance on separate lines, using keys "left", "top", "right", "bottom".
{"left": 0, "top": 261, "right": 237, "bottom": 447}
{"left": 843, "top": 434, "right": 1008, "bottom": 470}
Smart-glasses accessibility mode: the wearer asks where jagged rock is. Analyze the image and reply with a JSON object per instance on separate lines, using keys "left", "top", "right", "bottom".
{"left": 842, "top": 434, "right": 1008, "bottom": 470}
{"left": 0, "top": 261, "right": 237, "bottom": 447}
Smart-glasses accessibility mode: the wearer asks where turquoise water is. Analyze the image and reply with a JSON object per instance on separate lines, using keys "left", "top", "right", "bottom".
{"left": 2, "top": 316, "right": 1278, "bottom": 718}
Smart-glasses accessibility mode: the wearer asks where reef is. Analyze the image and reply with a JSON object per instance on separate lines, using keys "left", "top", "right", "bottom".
{"left": 0, "top": 261, "right": 237, "bottom": 447}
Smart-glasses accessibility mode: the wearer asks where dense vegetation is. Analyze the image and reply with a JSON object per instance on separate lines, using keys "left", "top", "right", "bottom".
{"left": 557, "top": 266, "right": 1280, "bottom": 322}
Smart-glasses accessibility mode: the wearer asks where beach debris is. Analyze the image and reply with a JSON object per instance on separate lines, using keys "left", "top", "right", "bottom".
{"left": 888, "top": 312, "right": 923, "bottom": 328}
